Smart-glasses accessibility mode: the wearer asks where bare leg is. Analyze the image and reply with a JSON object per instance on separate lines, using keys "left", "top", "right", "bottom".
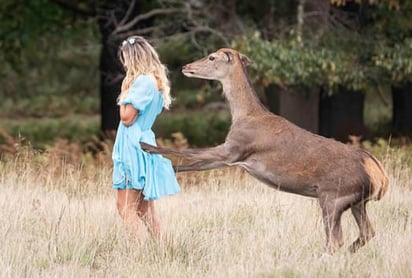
{"left": 116, "top": 189, "right": 144, "bottom": 238}
{"left": 349, "top": 201, "right": 375, "bottom": 253}
{"left": 138, "top": 198, "right": 162, "bottom": 240}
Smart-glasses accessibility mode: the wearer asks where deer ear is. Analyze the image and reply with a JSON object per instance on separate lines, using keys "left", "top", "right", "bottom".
{"left": 223, "top": 51, "right": 233, "bottom": 62}
{"left": 239, "top": 54, "right": 253, "bottom": 67}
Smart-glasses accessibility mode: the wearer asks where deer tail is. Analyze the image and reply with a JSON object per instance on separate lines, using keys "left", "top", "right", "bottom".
{"left": 361, "top": 150, "right": 390, "bottom": 201}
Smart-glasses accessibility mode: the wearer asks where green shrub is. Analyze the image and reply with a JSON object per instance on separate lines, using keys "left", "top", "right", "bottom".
{"left": 154, "top": 111, "right": 231, "bottom": 147}
{"left": 0, "top": 116, "right": 100, "bottom": 149}
{"left": 0, "top": 110, "right": 231, "bottom": 149}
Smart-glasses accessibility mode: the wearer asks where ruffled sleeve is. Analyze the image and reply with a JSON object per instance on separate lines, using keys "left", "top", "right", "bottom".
{"left": 121, "top": 75, "right": 155, "bottom": 115}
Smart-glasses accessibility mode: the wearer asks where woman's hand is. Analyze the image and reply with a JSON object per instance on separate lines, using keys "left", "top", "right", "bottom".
{"left": 120, "top": 104, "right": 138, "bottom": 126}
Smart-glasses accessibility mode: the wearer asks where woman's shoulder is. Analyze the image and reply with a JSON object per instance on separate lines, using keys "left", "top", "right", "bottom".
{"left": 134, "top": 74, "right": 158, "bottom": 90}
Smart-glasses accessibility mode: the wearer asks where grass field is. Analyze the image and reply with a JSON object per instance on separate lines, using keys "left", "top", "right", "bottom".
{"left": 0, "top": 147, "right": 411, "bottom": 278}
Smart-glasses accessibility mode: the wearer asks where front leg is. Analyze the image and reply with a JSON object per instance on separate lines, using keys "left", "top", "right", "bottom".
{"left": 141, "top": 142, "right": 234, "bottom": 161}
{"left": 173, "top": 159, "right": 230, "bottom": 172}
{"left": 140, "top": 142, "right": 191, "bottom": 157}
{"left": 140, "top": 142, "right": 239, "bottom": 172}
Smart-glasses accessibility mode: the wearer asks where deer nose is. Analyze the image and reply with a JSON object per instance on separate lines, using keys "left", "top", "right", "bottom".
{"left": 182, "top": 64, "right": 193, "bottom": 73}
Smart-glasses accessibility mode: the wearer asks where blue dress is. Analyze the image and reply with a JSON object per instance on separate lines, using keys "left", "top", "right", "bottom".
{"left": 112, "top": 75, "right": 181, "bottom": 200}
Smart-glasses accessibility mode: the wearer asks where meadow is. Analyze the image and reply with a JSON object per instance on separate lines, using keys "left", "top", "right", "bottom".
{"left": 0, "top": 143, "right": 411, "bottom": 278}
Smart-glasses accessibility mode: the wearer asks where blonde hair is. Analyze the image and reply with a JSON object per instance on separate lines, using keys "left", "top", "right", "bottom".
{"left": 117, "top": 36, "right": 172, "bottom": 109}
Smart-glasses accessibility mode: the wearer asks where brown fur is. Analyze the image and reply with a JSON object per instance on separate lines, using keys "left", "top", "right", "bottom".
{"left": 141, "top": 48, "right": 390, "bottom": 253}
{"left": 361, "top": 150, "right": 390, "bottom": 201}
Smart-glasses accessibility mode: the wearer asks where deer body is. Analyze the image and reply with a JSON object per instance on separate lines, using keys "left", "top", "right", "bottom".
{"left": 141, "top": 48, "right": 389, "bottom": 253}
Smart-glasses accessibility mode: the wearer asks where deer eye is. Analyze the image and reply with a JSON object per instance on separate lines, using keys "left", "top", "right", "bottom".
{"left": 208, "top": 56, "right": 215, "bottom": 61}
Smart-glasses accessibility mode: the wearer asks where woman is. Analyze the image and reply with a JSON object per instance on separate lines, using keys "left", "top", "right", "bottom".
{"left": 112, "top": 36, "right": 181, "bottom": 239}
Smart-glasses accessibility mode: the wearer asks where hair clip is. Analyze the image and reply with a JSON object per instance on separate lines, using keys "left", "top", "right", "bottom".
{"left": 122, "top": 37, "right": 137, "bottom": 46}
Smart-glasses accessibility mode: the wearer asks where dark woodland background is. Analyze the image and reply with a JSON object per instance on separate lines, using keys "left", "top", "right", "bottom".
{"left": 1, "top": 0, "right": 412, "bottom": 154}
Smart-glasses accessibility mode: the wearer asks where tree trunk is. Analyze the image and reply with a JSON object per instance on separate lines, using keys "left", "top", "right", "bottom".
{"left": 319, "top": 88, "right": 368, "bottom": 142}
{"left": 98, "top": 34, "right": 122, "bottom": 132}
{"left": 97, "top": 1, "right": 153, "bottom": 132}
{"left": 264, "top": 85, "right": 319, "bottom": 133}
{"left": 97, "top": 2, "right": 124, "bottom": 132}
{"left": 392, "top": 83, "right": 412, "bottom": 135}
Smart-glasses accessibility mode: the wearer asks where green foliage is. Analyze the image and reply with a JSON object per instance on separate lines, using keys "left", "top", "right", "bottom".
{"left": 154, "top": 111, "right": 231, "bottom": 147}
{"left": 373, "top": 38, "right": 412, "bottom": 84}
{"left": 0, "top": 111, "right": 231, "bottom": 149}
{"left": 1, "top": 0, "right": 410, "bottom": 147}
{"left": 331, "top": 0, "right": 401, "bottom": 8}
{"left": 0, "top": 0, "right": 89, "bottom": 67}
{"left": 365, "top": 1, "right": 412, "bottom": 85}
{"left": 0, "top": 13, "right": 99, "bottom": 114}
{"left": 234, "top": 1, "right": 412, "bottom": 93}
{"left": 0, "top": 95, "right": 98, "bottom": 118}
{"left": 235, "top": 32, "right": 372, "bottom": 92}
{"left": 235, "top": 27, "right": 411, "bottom": 93}
{"left": 0, "top": 116, "right": 100, "bottom": 149}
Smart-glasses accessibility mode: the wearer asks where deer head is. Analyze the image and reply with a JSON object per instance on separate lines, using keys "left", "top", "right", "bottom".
{"left": 182, "top": 48, "right": 253, "bottom": 81}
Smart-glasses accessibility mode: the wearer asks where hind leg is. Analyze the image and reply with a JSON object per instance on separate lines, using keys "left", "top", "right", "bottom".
{"left": 349, "top": 201, "right": 375, "bottom": 253}
{"left": 322, "top": 209, "right": 344, "bottom": 253}
{"left": 319, "top": 197, "right": 346, "bottom": 253}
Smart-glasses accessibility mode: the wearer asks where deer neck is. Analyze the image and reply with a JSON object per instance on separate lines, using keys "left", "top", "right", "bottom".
{"left": 220, "top": 66, "right": 266, "bottom": 121}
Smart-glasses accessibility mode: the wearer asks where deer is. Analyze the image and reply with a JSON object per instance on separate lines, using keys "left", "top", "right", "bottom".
{"left": 141, "top": 48, "right": 389, "bottom": 253}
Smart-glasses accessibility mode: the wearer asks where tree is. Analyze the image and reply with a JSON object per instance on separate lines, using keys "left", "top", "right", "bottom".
{"left": 49, "top": 0, "right": 162, "bottom": 131}
{"left": 0, "top": 0, "right": 185, "bottom": 131}
{"left": 45, "top": 0, "right": 244, "bottom": 131}
{"left": 44, "top": 0, "right": 295, "bottom": 132}
{"left": 2, "top": 0, "right": 409, "bottom": 139}
{"left": 371, "top": 2, "right": 412, "bottom": 135}
{"left": 236, "top": 0, "right": 411, "bottom": 140}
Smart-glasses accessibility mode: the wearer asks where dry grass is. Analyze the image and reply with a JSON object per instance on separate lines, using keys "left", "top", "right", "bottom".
{"left": 0, "top": 146, "right": 411, "bottom": 278}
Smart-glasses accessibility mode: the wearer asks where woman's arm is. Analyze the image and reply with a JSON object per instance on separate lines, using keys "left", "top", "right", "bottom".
{"left": 120, "top": 104, "right": 138, "bottom": 126}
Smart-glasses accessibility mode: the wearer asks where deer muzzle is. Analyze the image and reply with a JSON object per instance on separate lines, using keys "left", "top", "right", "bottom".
{"left": 182, "top": 64, "right": 196, "bottom": 76}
